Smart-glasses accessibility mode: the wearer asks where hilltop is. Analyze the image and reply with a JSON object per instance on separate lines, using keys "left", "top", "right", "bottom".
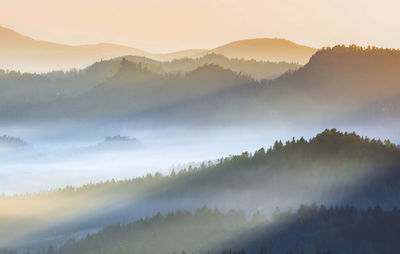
{"left": 208, "top": 38, "right": 317, "bottom": 64}
{"left": 0, "top": 26, "right": 313, "bottom": 72}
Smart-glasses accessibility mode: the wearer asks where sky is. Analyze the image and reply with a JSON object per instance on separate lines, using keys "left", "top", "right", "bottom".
{"left": 1, "top": 0, "right": 399, "bottom": 52}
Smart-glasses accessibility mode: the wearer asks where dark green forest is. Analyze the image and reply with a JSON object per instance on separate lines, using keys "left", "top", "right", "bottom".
{"left": 9, "top": 203, "right": 400, "bottom": 254}
{"left": 2, "top": 129, "right": 400, "bottom": 252}
{"left": 5, "top": 128, "right": 398, "bottom": 201}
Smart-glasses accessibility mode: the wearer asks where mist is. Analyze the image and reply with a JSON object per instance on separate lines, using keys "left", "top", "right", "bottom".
{"left": 2, "top": 119, "right": 399, "bottom": 196}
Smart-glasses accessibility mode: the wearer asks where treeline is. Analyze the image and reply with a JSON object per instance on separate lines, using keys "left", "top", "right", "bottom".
{"left": 21, "top": 203, "right": 400, "bottom": 254}
{"left": 2, "top": 129, "right": 400, "bottom": 251}
{"left": 0, "top": 249, "right": 333, "bottom": 254}
{"left": 0, "top": 58, "right": 258, "bottom": 123}
{"left": 321, "top": 44, "right": 400, "bottom": 55}
{"left": 163, "top": 53, "right": 300, "bottom": 80}
{"left": 234, "top": 204, "right": 400, "bottom": 254}
{"left": 3, "top": 129, "right": 398, "bottom": 199}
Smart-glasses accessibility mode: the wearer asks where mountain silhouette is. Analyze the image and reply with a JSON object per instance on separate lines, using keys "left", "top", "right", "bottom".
{"left": 208, "top": 38, "right": 317, "bottom": 64}
{"left": 0, "top": 26, "right": 314, "bottom": 72}
{"left": 0, "top": 26, "right": 205, "bottom": 72}
{"left": 147, "top": 45, "right": 400, "bottom": 126}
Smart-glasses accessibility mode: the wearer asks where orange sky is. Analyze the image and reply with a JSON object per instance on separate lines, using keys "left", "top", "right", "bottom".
{"left": 1, "top": 0, "right": 399, "bottom": 52}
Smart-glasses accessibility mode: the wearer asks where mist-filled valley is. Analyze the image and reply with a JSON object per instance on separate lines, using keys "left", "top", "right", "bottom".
{"left": 2, "top": 21, "right": 400, "bottom": 254}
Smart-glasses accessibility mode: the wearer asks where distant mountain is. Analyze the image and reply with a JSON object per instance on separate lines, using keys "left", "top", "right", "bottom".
{"left": 0, "top": 26, "right": 207, "bottom": 72}
{"left": 0, "top": 58, "right": 254, "bottom": 123}
{"left": 108, "top": 53, "right": 300, "bottom": 80}
{"left": 147, "top": 45, "right": 400, "bottom": 126}
{"left": 104, "top": 135, "right": 137, "bottom": 142}
{"left": 0, "top": 26, "right": 313, "bottom": 72}
{"left": 262, "top": 45, "right": 400, "bottom": 122}
{"left": 73, "top": 59, "right": 252, "bottom": 119}
{"left": 0, "top": 26, "right": 148, "bottom": 72}
{"left": 208, "top": 38, "right": 317, "bottom": 64}
{"left": 0, "top": 59, "right": 121, "bottom": 111}
{"left": 76, "top": 135, "right": 142, "bottom": 153}
{"left": 1, "top": 44, "right": 399, "bottom": 127}
{"left": 157, "top": 49, "right": 207, "bottom": 60}
{"left": 0, "top": 135, "right": 29, "bottom": 151}
{"left": 162, "top": 53, "right": 301, "bottom": 80}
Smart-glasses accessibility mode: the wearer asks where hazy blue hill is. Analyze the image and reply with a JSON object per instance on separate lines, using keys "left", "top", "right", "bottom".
{"left": 70, "top": 45, "right": 400, "bottom": 127}
{"left": 272, "top": 45, "right": 400, "bottom": 101}
{"left": 87, "top": 60, "right": 251, "bottom": 115}
{"left": 98, "top": 59, "right": 160, "bottom": 86}
{"left": 0, "top": 59, "right": 124, "bottom": 112}
{"left": 184, "top": 63, "right": 253, "bottom": 89}
{"left": 77, "top": 135, "right": 142, "bottom": 153}
{"left": 116, "top": 55, "right": 164, "bottom": 73}
{"left": 110, "top": 53, "right": 299, "bottom": 80}
{"left": 0, "top": 135, "right": 28, "bottom": 149}
{"left": 2, "top": 130, "right": 400, "bottom": 249}
{"left": 0, "top": 71, "right": 54, "bottom": 108}
{"left": 162, "top": 53, "right": 300, "bottom": 80}
{"left": 259, "top": 45, "right": 400, "bottom": 122}
{"left": 2, "top": 45, "right": 400, "bottom": 128}
{"left": 148, "top": 45, "right": 400, "bottom": 126}
{"left": 0, "top": 55, "right": 261, "bottom": 123}
{"left": 18, "top": 59, "right": 254, "bottom": 122}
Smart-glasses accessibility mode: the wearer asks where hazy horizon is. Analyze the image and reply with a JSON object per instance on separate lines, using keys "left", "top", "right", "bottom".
{"left": 2, "top": 0, "right": 400, "bottom": 53}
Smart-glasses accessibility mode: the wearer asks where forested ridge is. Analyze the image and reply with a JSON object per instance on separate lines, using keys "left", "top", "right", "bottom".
{"left": 149, "top": 45, "right": 400, "bottom": 126}
{"left": 5, "top": 203, "right": 400, "bottom": 254}
{"left": 2, "top": 129, "right": 400, "bottom": 252}
{"left": 3, "top": 128, "right": 398, "bottom": 199}
{"left": 2, "top": 46, "right": 400, "bottom": 126}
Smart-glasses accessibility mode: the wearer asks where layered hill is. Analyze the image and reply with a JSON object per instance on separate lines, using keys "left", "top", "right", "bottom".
{"left": 97, "top": 53, "right": 300, "bottom": 80}
{"left": 162, "top": 53, "right": 300, "bottom": 79}
{"left": 0, "top": 26, "right": 313, "bottom": 72}
{"left": 0, "top": 26, "right": 148, "bottom": 72}
{"left": 0, "top": 59, "right": 254, "bottom": 122}
{"left": 0, "top": 26, "right": 206, "bottom": 72}
{"left": 1, "top": 44, "right": 400, "bottom": 128}
{"left": 208, "top": 38, "right": 317, "bottom": 64}
{"left": 262, "top": 45, "right": 400, "bottom": 122}
{"left": 148, "top": 45, "right": 400, "bottom": 126}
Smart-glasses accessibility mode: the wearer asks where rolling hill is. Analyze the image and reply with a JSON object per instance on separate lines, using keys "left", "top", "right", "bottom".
{"left": 0, "top": 59, "right": 255, "bottom": 123}
{"left": 144, "top": 45, "right": 400, "bottom": 126}
{"left": 1, "top": 45, "right": 400, "bottom": 129}
{"left": 0, "top": 26, "right": 313, "bottom": 72}
{"left": 208, "top": 38, "right": 317, "bottom": 64}
{"left": 0, "top": 26, "right": 207, "bottom": 72}
{"left": 0, "top": 26, "right": 149, "bottom": 72}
